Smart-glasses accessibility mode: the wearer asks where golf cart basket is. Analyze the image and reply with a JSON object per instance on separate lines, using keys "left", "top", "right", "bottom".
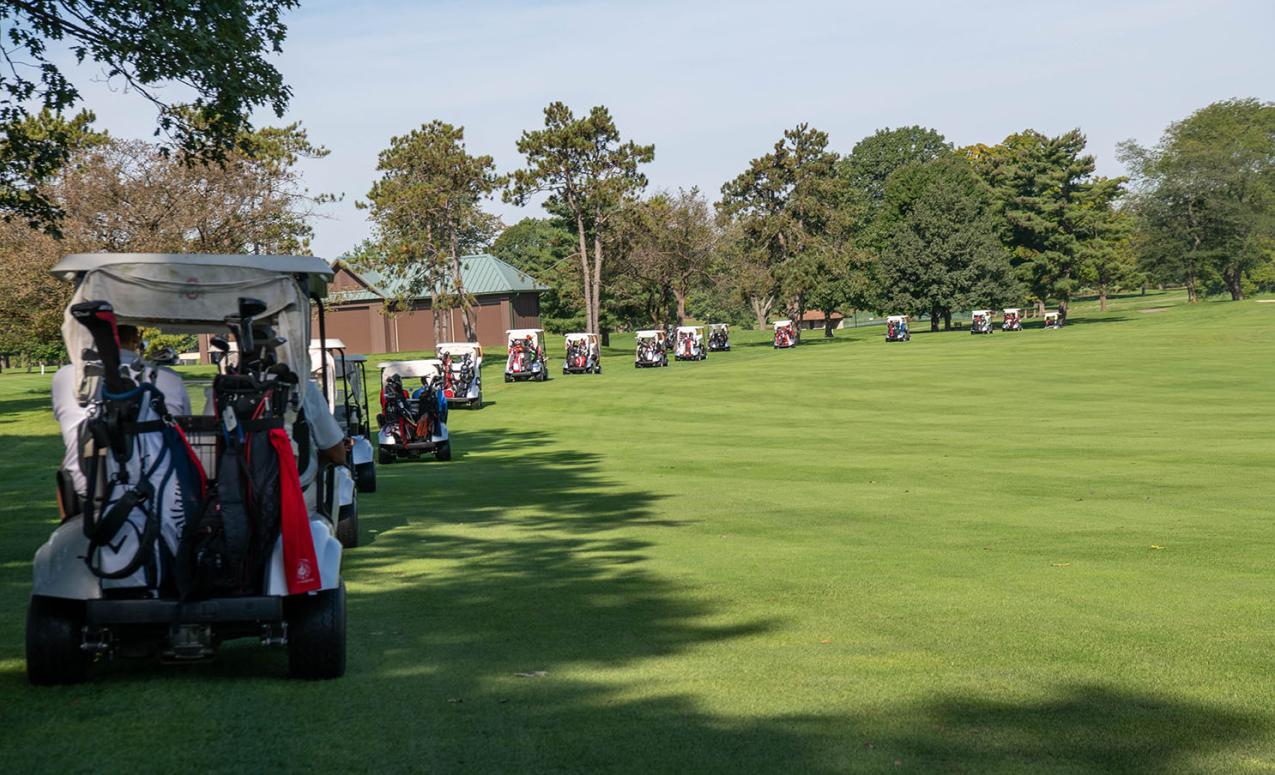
{"left": 971, "top": 310, "right": 993, "bottom": 335}
{"left": 634, "top": 330, "right": 668, "bottom": 368}
{"left": 675, "top": 326, "right": 707, "bottom": 361}
{"left": 563, "top": 333, "right": 601, "bottom": 375}
{"left": 1002, "top": 308, "right": 1022, "bottom": 332}
{"left": 708, "top": 323, "right": 730, "bottom": 351}
{"left": 377, "top": 360, "right": 451, "bottom": 462}
{"left": 885, "top": 315, "right": 910, "bottom": 342}
{"left": 30, "top": 253, "right": 346, "bottom": 684}
{"left": 773, "top": 320, "right": 796, "bottom": 348}
{"left": 505, "top": 328, "right": 548, "bottom": 382}
{"left": 436, "top": 342, "right": 484, "bottom": 407}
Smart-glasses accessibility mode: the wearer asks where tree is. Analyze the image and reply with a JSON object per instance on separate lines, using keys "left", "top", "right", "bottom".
{"left": 620, "top": 188, "right": 716, "bottom": 324}
{"left": 713, "top": 221, "right": 776, "bottom": 330}
{"left": 359, "top": 121, "right": 501, "bottom": 343}
{"left": 1077, "top": 208, "right": 1139, "bottom": 311}
{"left": 976, "top": 129, "right": 1125, "bottom": 320}
{"left": 1119, "top": 99, "right": 1275, "bottom": 301}
{"left": 506, "top": 102, "right": 654, "bottom": 335}
{"left": 0, "top": 0, "right": 298, "bottom": 234}
{"left": 719, "top": 123, "right": 848, "bottom": 341}
{"left": 873, "top": 155, "right": 1020, "bottom": 330}
{"left": 491, "top": 217, "right": 583, "bottom": 332}
{"left": 839, "top": 125, "right": 950, "bottom": 231}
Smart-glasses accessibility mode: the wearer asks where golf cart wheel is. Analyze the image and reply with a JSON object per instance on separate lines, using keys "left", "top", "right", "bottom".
{"left": 356, "top": 461, "right": 376, "bottom": 493}
{"left": 504, "top": 374, "right": 512, "bottom": 383}
{"left": 286, "top": 582, "right": 347, "bottom": 680}
{"left": 634, "top": 362, "right": 639, "bottom": 369}
{"left": 26, "top": 596, "right": 91, "bottom": 685}
{"left": 595, "top": 364, "right": 601, "bottom": 375}
{"left": 434, "top": 441, "right": 452, "bottom": 462}
{"left": 378, "top": 447, "right": 395, "bottom": 465}
{"left": 337, "top": 500, "right": 359, "bottom": 549}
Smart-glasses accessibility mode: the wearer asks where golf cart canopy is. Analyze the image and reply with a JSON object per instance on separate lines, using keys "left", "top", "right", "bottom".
{"left": 1004, "top": 308, "right": 1021, "bottom": 315}
{"left": 635, "top": 330, "right": 660, "bottom": 339}
{"left": 437, "top": 342, "right": 484, "bottom": 361}
{"left": 973, "top": 310, "right": 991, "bottom": 317}
{"left": 773, "top": 320, "right": 793, "bottom": 329}
{"left": 565, "top": 332, "right": 597, "bottom": 343}
{"left": 506, "top": 329, "right": 543, "bottom": 346}
{"left": 379, "top": 359, "right": 442, "bottom": 384}
{"left": 309, "top": 337, "right": 348, "bottom": 351}
{"left": 56, "top": 253, "right": 330, "bottom": 383}
{"left": 1045, "top": 311, "right": 1059, "bottom": 319}
{"left": 709, "top": 323, "right": 729, "bottom": 332}
{"left": 887, "top": 315, "right": 908, "bottom": 323}
{"left": 676, "top": 325, "right": 703, "bottom": 334}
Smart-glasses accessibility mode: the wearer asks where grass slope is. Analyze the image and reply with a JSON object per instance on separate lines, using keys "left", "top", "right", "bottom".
{"left": 0, "top": 291, "right": 1273, "bottom": 773}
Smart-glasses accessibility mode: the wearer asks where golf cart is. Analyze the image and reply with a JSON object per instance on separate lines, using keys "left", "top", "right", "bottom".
{"left": 971, "top": 310, "right": 994, "bottom": 335}
{"left": 309, "top": 339, "right": 373, "bottom": 548}
{"left": 1044, "top": 311, "right": 1062, "bottom": 329}
{"left": 436, "top": 342, "right": 483, "bottom": 408}
{"left": 1003, "top": 308, "right": 1023, "bottom": 332}
{"left": 886, "top": 315, "right": 910, "bottom": 342}
{"left": 773, "top": 320, "right": 796, "bottom": 349}
{"left": 708, "top": 323, "right": 730, "bottom": 352}
{"left": 563, "top": 332, "right": 601, "bottom": 375}
{"left": 505, "top": 328, "right": 548, "bottom": 382}
{"left": 28, "top": 253, "right": 347, "bottom": 684}
{"left": 377, "top": 360, "right": 451, "bottom": 462}
{"left": 635, "top": 330, "right": 668, "bottom": 368}
{"left": 675, "top": 325, "right": 707, "bottom": 361}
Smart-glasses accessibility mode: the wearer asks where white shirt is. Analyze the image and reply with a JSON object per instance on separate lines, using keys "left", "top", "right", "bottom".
{"left": 51, "top": 350, "right": 193, "bottom": 496}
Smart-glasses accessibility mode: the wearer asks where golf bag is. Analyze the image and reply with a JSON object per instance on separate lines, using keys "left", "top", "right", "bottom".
{"left": 709, "top": 330, "right": 728, "bottom": 350}
{"left": 412, "top": 378, "right": 448, "bottom": 438}
{"left": 566, "top": 340, "right": 588, "bottom": 370}
{"left": 507, "top": 339, "right": 537, "bottom": 374}
{"left": 71, "top": 302, "right": 206, "bottom": 591}
{"left": 447, "top": 354, "right": 476, "bottom": 397}
{"left": 381, "top": 374, "right": 414, "bottom": 440}
{"left": 774, "top": 326, "right": 794, "bottom": 347}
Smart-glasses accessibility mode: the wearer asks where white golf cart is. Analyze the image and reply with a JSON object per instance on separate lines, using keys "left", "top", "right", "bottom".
{"left": 309, "top": 339, "right": 375, "bottom": 549}
{"left": 675, "top": 325, "right": 707, "bottom": 361}
{"left": 563, "top": 332, "right": 601, "bottom": 375}
{"left": 377, "top": 359, "right": 452, "bottom": 462}
{"left": 708, "top": 323, "right": 730, "bottom": 352}
{"left": 1044, "top": 311, "right": 1062, "bottom": 329}
{"left": 971, "top": 310, "right": 994, "bottom": 335}
{"left": 29, "top": 253, "right": 347, "bottom": 684}
{"left": 773, "top": 319, "right": 796, "bottom": 349}
{"left": 436, "top": 342, "right": 483, "bottom": 408}
{"left": 634, "top": 329, "right": 668, "bottom": 368}
{"left": 505, "top": 328, "right": 549, "bottom": 382}
{"left": 1003, "top": 308, "right": 1023, "bottom": 332}
{"left": 886, "top": 315, "right": 910, "bottom": 342}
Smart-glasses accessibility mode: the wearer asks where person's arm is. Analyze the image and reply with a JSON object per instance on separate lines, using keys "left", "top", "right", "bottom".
{"left": 304, "top": 381, "right": 347, "bottom": 466}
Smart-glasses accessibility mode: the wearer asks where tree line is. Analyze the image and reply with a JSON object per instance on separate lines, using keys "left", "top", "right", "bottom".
{"left": 353, "top": 98, "right": 1275, "bottom": 343}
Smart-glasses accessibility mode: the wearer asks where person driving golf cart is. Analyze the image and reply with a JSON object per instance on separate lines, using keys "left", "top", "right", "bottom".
{"left": 675, "top": 325, "right": 707, "bottom": 361}
{"left": 971, "top": 310, "right": 994, "bottom": 335}
{"left": 435, "top": 342, "right": 483, "bottom": 408}
{"left": 708, "top": 323, "right": 730, "bottom": 352}
{"left": 886, "top": 315, "right": 910, "bottom": 342}
{"left": 563, "top": 332, "right": 601, "bottom": 374}
{"left": 505, "top": 328, "right": 548, "bottom": 382}
{"left": 1002, "top": 308, "right": 1022, "bottom": 332}
{"left": 29, "top": 253, "right": 348, "bottom": 685}
{"left": 634, "top": 329, "right": 668, "bottom": 368}
{"left": 773, "top": 320, "right": 796, "bottom": 349}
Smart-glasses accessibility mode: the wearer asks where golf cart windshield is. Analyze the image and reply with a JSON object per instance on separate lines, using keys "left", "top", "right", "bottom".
{"left": 507, "top": 329, "right": 543, "bottom": 349}
{"left": 53, "top": 253, "right": 331, "bottom": 385}
{"left": 379, "top": 359, "right": 443, "bottom": 385}
{"left": 437, "top": 342, "right": 483, "bottom": 364}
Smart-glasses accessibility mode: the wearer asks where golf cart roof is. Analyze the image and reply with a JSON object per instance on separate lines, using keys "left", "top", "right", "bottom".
{"left": 1004, "top": 308, "right": 1021, "bottom": 314}
{"left": 1045, "top": 311, "right": 1059, "bottom": 318}
{"left": 437, "top": 342, "right": 483, "bottom": 356}
{"left": 507, "top": 328, "right": 543, "bottom": 337}
{"left": 676, "top": 325, "right": 703, "bottom": 333}
{"left": 709, "top": 323, "right": 729, "bottom": 330}
{"left": 58, "top": 253, "right": 326, "bottom": 381}
{"left": 309, "top": 338, "right": 348, "bottom": 351}
{"left": 773, "top": 320, "right": 793, "bottom": 329}
{"left": 379, "top": 359, "right": 443, "bottom": 382}
{"left": 635, "top": 330, "right": 660, "bottom": 339}
{"left": 564, "top": 332, "right": 597, "bottom": 342}
{"left": 887, "top": 315, "right": 908, "bottom": 322}
{"left": 973, "top": 310, "right": 991, "bottom": 316}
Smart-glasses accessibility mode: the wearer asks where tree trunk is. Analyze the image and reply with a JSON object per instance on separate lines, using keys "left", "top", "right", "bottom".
{"left": 575, "top": 211, "right": 594, "bottom": 333}
{"left": 1058, "top": 299, "right": 1068, "bottom": 324}
{"left": 823, "top": 313, "right": 835, "bottom": 337}
{"left": 1099, "top": 283, "right": 1108, "bottom": 312}
{"left": 1035, "top": 299, "right": 1046, "bottom": 317}
{"left": 1224, "top": 268, "right": 1244, "bottom": 301}
{"left": 673, "top": 289, "right": 687, "bottom": 324}
{"left": 430, "top": 292, "right": 443, "bottom": 347}
{"left": 943, "top": 309, "right": 952, "bottom": 331}
{"left": 449, "top": 235, "right": 477, "bottom": 342}
{"left": 750, "top": 295, "right": 772, "bottom": 330}
{"left": 1185, "top": 273, "right": 1198, "bottom": 303}
{"left": 601, "top": 329, "right": 610, "bottom": 346}
{"left": 790, "top": 296, "right": 804, "bottom": 343}
{"left": 930, "top": 305, "right": 940, "bottom": 332}
{"left": 592, "top": 230, "right": 604, "bottom": 335}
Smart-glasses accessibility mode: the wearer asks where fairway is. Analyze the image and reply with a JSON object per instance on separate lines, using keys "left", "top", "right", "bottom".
{"left": 1, "top": 291, "right": 1273, "bottom": 773}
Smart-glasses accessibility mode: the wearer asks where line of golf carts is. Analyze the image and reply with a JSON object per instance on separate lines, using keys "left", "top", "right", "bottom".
{"left": 634, "top": 323, "right": 731, "bottom": 367}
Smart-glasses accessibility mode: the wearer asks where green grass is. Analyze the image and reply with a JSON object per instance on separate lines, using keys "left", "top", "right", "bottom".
{"left": 1, "top": 290, "right": 1274, "bottom": 773}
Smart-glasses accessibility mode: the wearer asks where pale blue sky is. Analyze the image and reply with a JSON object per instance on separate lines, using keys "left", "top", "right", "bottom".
{"left": 69, "top": 0, "right": 1273, "bottom": 257}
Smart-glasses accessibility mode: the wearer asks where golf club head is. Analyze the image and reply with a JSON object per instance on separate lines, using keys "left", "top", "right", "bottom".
{"left": 209, "top": 335, "right": 230, "bottom": 352}
{"left": 69, "top": 300, "right": 129, "bottom": 393}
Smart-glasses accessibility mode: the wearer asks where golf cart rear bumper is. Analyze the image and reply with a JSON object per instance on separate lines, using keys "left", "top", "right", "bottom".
{"left": 86, "top": 596, "right": 283, "bottom": 625}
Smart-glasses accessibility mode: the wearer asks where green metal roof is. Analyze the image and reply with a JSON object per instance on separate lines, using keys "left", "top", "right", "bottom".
{"left": 332, "top": 253, "right": 546, "bottom": 303}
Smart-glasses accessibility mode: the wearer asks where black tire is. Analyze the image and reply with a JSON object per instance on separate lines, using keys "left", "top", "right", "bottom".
{"left": 504, "top": 374, "right": 512, "bottom": 383}
{"left": 595, "top": 364, "right": 601, "bottom": 375}
{"left": 378, "top": 446, "right": 395, "bottom": 465}
{"left": 26, "top": 596, "right": 91, "bottom": 685}
{"left": 337, "top": 499, "right": 359, "bottom": 548}
{"left": 434, "top": 440, "right": 452, "bottom": 461}
{"left": 634, "top": 362, "right": 639, "bottom": 369}
{"left": 356, "top": 461, "right": 376, "bottom": 493}
{"left": 286, "top": 582, "right": 347, "bottom": 680}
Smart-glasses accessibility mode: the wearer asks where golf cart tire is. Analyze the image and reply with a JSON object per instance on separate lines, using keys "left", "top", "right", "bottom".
{"left": 595, "top": 364, "right": 601, "bottom": 375}
{"left": 356, "top": 461, "right": 376, "bottom": 493}
{"left": 504, "top": 374, "right": 512, "bottom": 383}
{"left": 26, "top": 596, "right": 92, "bottom": 685}
{"left": 378, "top": 447, "right": 395, "bottom": 465}
{"left": 286, "top": 582, "right": 347, "bottom": 680}
{"left": 434, "top": 440, "right": 452, "bottom": 461}
{"left": 337, "top": 502, "right": 359, "bottom": 549}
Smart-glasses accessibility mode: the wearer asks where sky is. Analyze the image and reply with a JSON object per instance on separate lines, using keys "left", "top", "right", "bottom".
{"left": 67, "top": 0, "right": 1274, "bottom": 258}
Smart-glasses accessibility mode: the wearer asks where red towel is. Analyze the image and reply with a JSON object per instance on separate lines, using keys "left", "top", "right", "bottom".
{"left": 269, "top": 428, "right": 322, "bottom": 594}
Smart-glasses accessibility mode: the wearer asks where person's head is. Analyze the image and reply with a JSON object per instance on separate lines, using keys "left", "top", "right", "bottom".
{"left": 118, "top": 325, "right": 141, "bottom": 351}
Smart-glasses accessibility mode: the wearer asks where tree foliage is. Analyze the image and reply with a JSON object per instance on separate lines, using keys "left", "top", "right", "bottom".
{"left": 490, "top": 217, "right": 582, "bottom": 332}
{"left": 839, "top": 125, "right": 950, "bottom": 231}
{"left": 0, "top": 0, "right": 298, "bottom": 234}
